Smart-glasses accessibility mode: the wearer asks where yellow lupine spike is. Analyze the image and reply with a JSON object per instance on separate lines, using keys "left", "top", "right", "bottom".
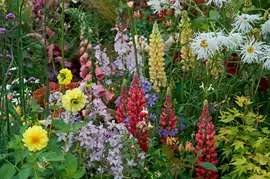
{"left": 148, "top": 21, "right": 167, "bottom": 92}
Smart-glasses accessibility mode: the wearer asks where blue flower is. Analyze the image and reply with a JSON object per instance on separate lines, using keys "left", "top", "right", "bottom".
{"left": 146, "top": 93, "right": 158, "bottom": 107}
{"left": 158, "top": 128, "right": 178, "bottom": 138}
{"left": 149, "top": 113, "right": 157, "bottom": 120}
{"left": 114, "top": 96, "right": 120, "bottom": 105}
{"left": 141, "top": 79, "right": 152, "bottom": 93}
{"left": 179, "top": 122, "right": 186, "bottom": 131}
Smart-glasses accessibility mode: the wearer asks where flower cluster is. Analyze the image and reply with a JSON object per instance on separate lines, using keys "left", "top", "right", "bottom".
{"left": 148, "top": 22, "right": 167, "bottom": 92}
{"left": 94, "top": 45, "right": 112, "bottom": 77}
{"left": 195, "top": 100, "right": 218, "bottom": 179}
{"left": 158, "top": 89, "right": 178, "bottom": 143}
{"left": 113, "top": 30, "right": 143, "bottom": 75}
{"left": 75, "top": 120, "right": 145, "bottom": 179}
{"left": 116, "top": 80, "right": 129, "bottom": 124}
{"left": 127, "top": 74, "right": 150, "bottom": 152}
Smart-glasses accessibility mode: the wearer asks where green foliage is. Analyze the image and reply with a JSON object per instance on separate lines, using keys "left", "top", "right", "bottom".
{"left": 218, "top": 98, "right": 270, "bottom": 178}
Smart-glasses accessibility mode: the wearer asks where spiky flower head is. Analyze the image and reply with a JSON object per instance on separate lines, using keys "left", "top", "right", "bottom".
{"left": 149, "top": 21, "right": 167, "bottom": 92}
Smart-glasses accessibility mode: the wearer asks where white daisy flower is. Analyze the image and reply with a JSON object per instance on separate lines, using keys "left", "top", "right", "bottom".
{"left": 261, "top": 18, "right": 270, "bottom": 39}
{"left": 239, "top": 38, "right": 264, "bottom": 64}
{"left": 205, "top": 0, "right": 230, "bottom": 8}
{"left": 261, "top": 45, "right": 270, "bottom": 70}
{"left": 190, "top": 32, "right": 219, "bottom": 60}
{"left": 226, "top": 31, "right": 245, "bottom": 50}
{"left": 147, "top": 0, "right": 182, "bottom": 14}
{"left": 233, "top": 14, "right": 262, "bottom": 33}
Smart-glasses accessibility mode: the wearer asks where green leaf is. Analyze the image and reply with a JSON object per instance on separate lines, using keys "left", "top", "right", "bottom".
{"left": 0, "top": 163, "right": 17, "bottom": 179}
{"left": 41, "top": 151, "right": 65, "bottom": 162}
{"left": 65, "top": 154, "right": 78, "bottom": 175}
{"left": 162, "top": 143, "right": 174, "bottom": 161}
{"left": 199, "top": 162, "right": 218, "bottom": 171}
{"left": 195, "top": 150, "right": 202, "bottom": 162}
{"left": 232, "top": 140, "right": 245, "bottom": 151}
{"left": 18, "top": 168, "right": 32, "bottom": 179}
{"left": 72, "top": 169, "right": 85, "bottom": 179}
{"left": 72, "top": 121, "right": 88, "bottom": 132}
{"left": 53, "top": 120, "right": 69, "bottom": 132}
{"left": 209, "top": 10, "right": 221, "bottom": 21}
{"left": 231, "top": 157, "right": 247, "bottom": 166}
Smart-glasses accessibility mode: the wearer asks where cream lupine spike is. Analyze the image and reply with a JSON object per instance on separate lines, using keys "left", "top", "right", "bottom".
{"left": 180, "top": 10, "right": 195, "bottom": 70}
{"left": 149, "top": 22, "right": 167, "bottom": 92}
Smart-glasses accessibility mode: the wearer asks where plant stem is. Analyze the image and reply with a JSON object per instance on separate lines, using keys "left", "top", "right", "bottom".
{"left": 44, "top": 0, "right": 49, "bottom": 113}
{"left": 61, "top": 0, "right": 65, "bottom": 69}
{"left": 127, "top": 7, "right": 140, "bottom": 78}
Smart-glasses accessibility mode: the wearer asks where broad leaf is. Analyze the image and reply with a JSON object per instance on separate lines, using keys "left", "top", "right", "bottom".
{"left": 199, "top": 162, "right": 218, "bottom": 171}
{"left": 0, "top": 163, "right": 17, "bottom": 179}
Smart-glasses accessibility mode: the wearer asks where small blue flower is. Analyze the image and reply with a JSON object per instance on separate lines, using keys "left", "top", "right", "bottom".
{"left": 179, "top": 122, "right": 186, "bottom": 131}
{"left": 149, "top": 113, "right": 157, "bottom": 120}
{"left": 105, "top": 132, "right": 113, "bottom": 138}
{"left": 141, "top": 79, "right": 152, "bottom": 93}
{"left": 89, "top": 115, "right": 96, "bottom": 121}
{"left": 146, "top": 93, "right": 158, "bottom": 107}
{"left": 114, "top": 96, "right": 120, "bottom": 105}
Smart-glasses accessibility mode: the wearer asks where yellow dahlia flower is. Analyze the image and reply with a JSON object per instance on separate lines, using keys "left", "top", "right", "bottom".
{"left": 57, "top": 68, "right": 73, "bottom": 85}
{"left": 62, "top": 88, "right": 86, "bottom": 112}
{"left": 22, "top": 126, "right": 48, "bottom": 152}
{"left": 149, "top": 21, "right": 167, "bottom": 92}
{"left": 180, "top": 10, "right": 195, "bottom": 70}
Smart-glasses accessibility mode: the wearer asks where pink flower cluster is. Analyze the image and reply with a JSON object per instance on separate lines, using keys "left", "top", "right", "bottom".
{"left": 195, "top": 100, "right": 218, "bottom": 179}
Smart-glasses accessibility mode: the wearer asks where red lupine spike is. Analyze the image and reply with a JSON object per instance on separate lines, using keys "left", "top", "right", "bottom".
{"left": 159, "top": 87, "right": 178, "bottom": 144}
{"left": 116, "top": 79, "right": 129, "bottom": 124}
{"left": 127, "top": 74, "right": 149, "bottom": 152}
{"left": 194, "top": 100, "right": 219, "bottom": 179}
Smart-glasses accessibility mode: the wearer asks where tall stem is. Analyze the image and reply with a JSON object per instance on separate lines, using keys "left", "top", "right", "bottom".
{"left": 18, "top": 0, "right": 26, "bottom": 115}
{"left": 44, "top": 0, "right": 49, "bottom": 113}
{"left": 61, "top": 0, "right": 65, "bottom": 69}
{"left": 127, "top": 8, "right": 140, "bottom": 78}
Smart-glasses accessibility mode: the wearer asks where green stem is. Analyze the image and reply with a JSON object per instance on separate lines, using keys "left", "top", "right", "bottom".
{"left": 44, "top": 0, "right": 49, "bottom": 113}
{"left": 253, "top": 64, "right": 264, "bottom": 99}
{"left": 61, "top": 0, "right": 65, "bottom": 69}
{"left": 127, "top": 7, "right": 140, "bottom": 78}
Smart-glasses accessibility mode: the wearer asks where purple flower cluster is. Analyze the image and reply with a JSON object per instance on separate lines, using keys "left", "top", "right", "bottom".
{"left": 6, "top": 13, "right": 16, "bottom": 20}
{"left": 141, "top": 79, "right": 152, "bottom": 93}
{"left": 158, "top": 128, "right": 178, "bottom": 138}
{"left": 0, "top": 28, "right": 6, "bottom": 35}
{"left": 141, "top": 79, "right": 158, "bottom": 107}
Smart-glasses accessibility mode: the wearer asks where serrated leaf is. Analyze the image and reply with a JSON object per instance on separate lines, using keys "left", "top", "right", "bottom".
{"left": 231, "top": 157, "right": 247, "bottom": 166}
{"left": 232, "top": 140, "right": 244, "bottom": 151}
{"left": 199, "top": 162, "right": 217, "bottom": 171}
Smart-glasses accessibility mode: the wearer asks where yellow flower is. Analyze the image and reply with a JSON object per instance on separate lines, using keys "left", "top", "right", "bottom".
{"left": 149, "top": 21, "right": 167, "bottom": 92}
{"left": 22, "top": 126, "right": 48, "bottom": 152}
{"left": 62, "top": 88, "right": 86, "bottom": 112}
{"left": 57, "top": 68, "right": 73, "bottom": 85}
{"left": 15, "top": 106, "right": 21, "bottom": 116}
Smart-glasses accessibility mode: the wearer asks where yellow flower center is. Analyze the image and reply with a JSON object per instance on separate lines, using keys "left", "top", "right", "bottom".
{"left": 71, "top": 98, "right": 78, "bottom": 104}
{"left": 247, "top": 46, "right": 254, "bottom": 54}
{"left": 31, "top": 136, "right": 40, "bottom": 145}
{"left": 200, "top": 39, "right": 208, "bottom": 48}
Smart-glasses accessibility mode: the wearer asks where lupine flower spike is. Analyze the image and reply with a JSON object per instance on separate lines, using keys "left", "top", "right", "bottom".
{"left": 159, "top": 87, "right": 178, "bottom": 144}
{"left": 149, "top": 21, "right": 167, "bottom": 92}
{"left": 195, "top": 100, "right": 218, "bottom": 179}
{"left": 127, "top": 74, "right": 150, "bottom": 152}
{"left": 116, "top": 79, "right": 129, "bottom": 124}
